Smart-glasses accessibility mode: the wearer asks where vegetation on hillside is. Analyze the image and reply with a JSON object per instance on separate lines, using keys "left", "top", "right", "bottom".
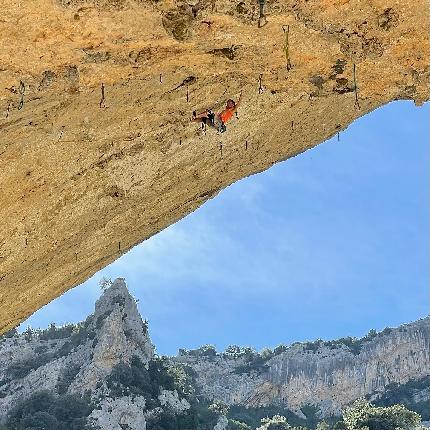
{"left": 6, "top": 391, "right": 92, "bottom": 430}
{"left": 176, "top": 325, "right": 407, "bottom": 375}
{"left": 372, "top": 376, "right": 430, "bottom": 421}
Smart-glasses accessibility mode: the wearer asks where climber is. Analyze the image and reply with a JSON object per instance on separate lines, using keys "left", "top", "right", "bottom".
{"left": 191, "top": 92, "right": 242, "bottom": 133}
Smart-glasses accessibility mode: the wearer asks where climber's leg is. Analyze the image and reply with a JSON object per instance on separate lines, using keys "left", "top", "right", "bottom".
{"left": 192, "top": 110, "right": 216, "bottom": 127}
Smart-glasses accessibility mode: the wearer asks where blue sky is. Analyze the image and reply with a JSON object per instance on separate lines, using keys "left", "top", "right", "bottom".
{"left": 22, "top": 101, "right": 429, "bottom": 356}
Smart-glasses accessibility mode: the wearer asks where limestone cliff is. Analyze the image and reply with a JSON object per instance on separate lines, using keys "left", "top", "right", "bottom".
{"left": 178, "top": 318, "right": 430, "bottom": 417}
{"left": 0, "top": 0, "right": 429, "bottom": 333}
{"left": 0, "top": 278, "right": 156, "bottom": 428}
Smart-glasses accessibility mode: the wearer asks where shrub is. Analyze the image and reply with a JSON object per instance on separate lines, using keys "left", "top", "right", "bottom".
{"left": 23, "top": 327, "right": 34, "bottom": 342}
{"left": 167, "top": 364, "right": 195, "bottom": 397}
{"left": 342, "top": 398, "right": 422, "bottom": 430}
{"left": 179, "top": 345, "right": 218, "bottom": 359}
{"left": 234, "top": 354, "right": 269, "bottom": 375}
{"left": 7, "top": 390, "right": 92, "bottom": 430}
{"left": 273, "top": 345, "right": 288, "bottom": 355}
{"left": 227, "top": 405, "right": 310, "bottom": 429}
{"left": 228, "top": 419, "right": 252, "bottom": 430}
{"left": 224, "top": 345, "right": 255, "bottom": 359}
{"left": 257, "top": 414, "right": 291, "bottom": 430}
{"left": 373, "top": 376, "right": 430, "bottom": 420}
{"left": 56, "top": 364, "right": 81, "bottom": 395}
{"left": 99, "top": 277, "right": 113, "bottom": 291}
{"left": 38, "top": 323, "right": 76, "bottom": 341}
{"left": 111, "top": 295, "right": 126, "bottom": 307}
{"left": 7, "top": 353, "right": 53, "bottom": 379}
{"left": 209, "top": 400, "right": 229, "bottom": 416}
{"left": 146, "top": 398, "right": 217, "bottom": 430}
{"left": 20, "top": 411, "right": 59, "bottom": 430}
{"left": 95, "top": 311, "right": 111, "bottom": 329}
{"left": 54, "top": 325, "right": 96, "bottom": 358}
{"left": 106, "top": 356, "right": 175, "bottom": 401}
{"left": 35, "top": 345, "right": 49, "bottom": 354}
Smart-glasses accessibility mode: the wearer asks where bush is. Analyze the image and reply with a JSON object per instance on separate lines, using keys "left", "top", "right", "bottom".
{"left": 273, "top": 345, "right": 288, "bottom": 355}
{"left": 99, "top": 277, "right": 113, "bottom": 291}
{"left": 257, "top": 414, "right": 291, "bottom": 430}
{"left": 373, "top": 376, "right": 430, "bottom": 420}
{"left": 39, "top": 323, "right": 76, "bottom": 341}
{"left": 7, "top": 391, "right": 92, "bottom": 430}
{"left": 302, "top": 327, "right": 385, "bottom": 356}
{"left": 106, "top": 356, "right": 175, "bottom": 402}
{"left": 342, "top": 398, "right": 422, "bottom": 430}
{"left": 179, "top": 345, "right": 218, "bottom": 359}
{"left": 20, "top": 411, "right": 59, "bottom": 430}
{"left": 146, "top": 398, "right": 217, "bottom": 430}
{"left": 223, "top": 345, "right": 255, "bottom": 359}
{"left": 209, "top": 400, "right": 229, "bottom": 416}
{"left": 234, "top": 354, "right": 269, "bottom": 375}
{"left": 54, "top": 325, "right": 96, "bottom": 358}
{"left": 167, "top": 364, "right": 196, "bottom": 397}
{"left": 228, "top": 419, "right": 252, "bottom": 430}
{"left": 227, "top": 405, "right": 310, "bottom": 429}
{"left": 56, "top": 364, "right": 81, "bottom": 394}
{"left": 23, "top": 327, "right": 34, "bottom": 342}
{"left": 7, "top": 353, "right": 53, "bottom": 379}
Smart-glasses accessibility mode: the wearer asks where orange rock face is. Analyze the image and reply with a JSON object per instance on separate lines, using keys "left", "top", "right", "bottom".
{"left": 0, "top": 0, "right": 428, "bottom": 333}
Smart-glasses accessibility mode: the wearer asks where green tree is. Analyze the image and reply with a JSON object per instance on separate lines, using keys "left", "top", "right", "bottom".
{"left": 228, "top": 419, "right": 252, "bottom": 430}
{"left": 333, "top": 421, "right": 347, "bottom": 430}
{"left": 209, "top": 400, "right": 229, "bottom": 416}
{"left": 167, "top": 364, "right": 195, "bottom": 397}
{"left": 99, "top": 277, "right": 113, "bottom": 291}
{"left": 7, "top": 391, "right": 92, "bottom": 430}
{"left": 342, "top": 398, "right": 422, "bottom": 430}
{"left": 260, "top": 348, "right": 274, "bottom": 360}
{"left": 273, "top": 345, "right": 288, "bottom": 355}
{"left": 257, "top": 415, "right": 291, "bottom": 430}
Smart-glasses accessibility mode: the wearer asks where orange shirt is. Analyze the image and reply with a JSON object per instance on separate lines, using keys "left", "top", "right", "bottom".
{"left": 219, "top": 108, "right": 234, "bottom": 124}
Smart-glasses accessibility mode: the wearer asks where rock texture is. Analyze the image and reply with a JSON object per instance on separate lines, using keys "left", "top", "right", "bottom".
{"left": 0, "top": 0, "right": 429, "bottom": 333}
{"left": 88, "top": 396, "right": 148, "bottom": 430}
{"left": 0, "top": 278, "right": 154, "bottom": 425}
{"left": 178, "top": 318, "right": 430, "bottom": 417}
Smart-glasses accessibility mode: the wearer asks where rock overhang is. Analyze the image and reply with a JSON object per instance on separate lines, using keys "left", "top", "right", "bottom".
{"left": 0, "top": 0, "right": 429, "bottom": 333}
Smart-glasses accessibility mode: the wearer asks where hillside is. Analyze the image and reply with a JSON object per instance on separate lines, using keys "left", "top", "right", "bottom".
{"left": 0, "top": 278, "right": 428, "bottom": 429}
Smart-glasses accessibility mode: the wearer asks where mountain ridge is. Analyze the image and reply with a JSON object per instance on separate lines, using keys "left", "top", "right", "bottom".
{"left": 1, "top": 278, "right": 428, "bottom": 429}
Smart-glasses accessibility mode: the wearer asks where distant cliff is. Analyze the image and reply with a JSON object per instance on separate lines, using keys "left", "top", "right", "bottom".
{"left": 0, "top": 278, "right": 428, "bottom": 429}
{"left": 176, "top": 318, "right": 430, "bottom": 417}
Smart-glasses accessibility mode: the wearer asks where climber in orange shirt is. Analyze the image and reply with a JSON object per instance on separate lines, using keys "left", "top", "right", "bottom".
{"left": 192, "top": 92, "right": 242, "bottom": 133}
